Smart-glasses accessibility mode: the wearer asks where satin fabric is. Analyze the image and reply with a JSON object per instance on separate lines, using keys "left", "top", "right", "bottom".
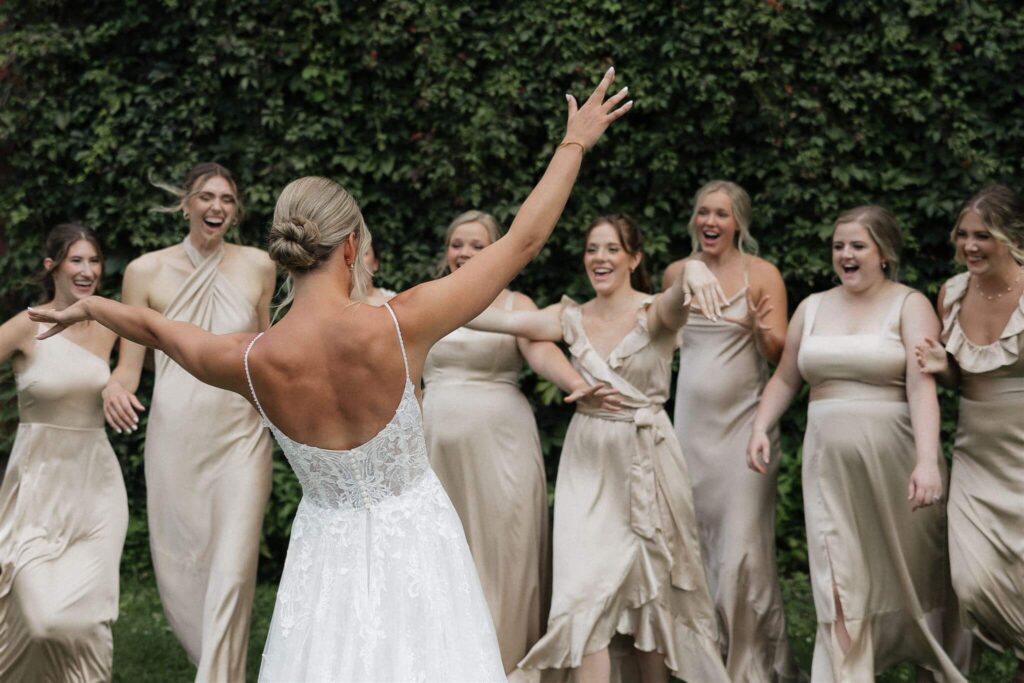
{"left": 423, "top": 292, "right": 549, "bottom": 675}
{"left": 797, "top": 288, "right": 966, "bottom": 682}
{"left": 145, "top": 240, "right": 272, "bottom": 682}
{"left": 519, "top": 297, "right": 728, "bottom": 683}
{"left": 0, "top": 328, "right": 128, "bottom": 682}
{"left": 674, "top": 283, "right": 799, "bottom": 682}
{"left": 941, "top": 271, "right": 1024, "bottom": 659}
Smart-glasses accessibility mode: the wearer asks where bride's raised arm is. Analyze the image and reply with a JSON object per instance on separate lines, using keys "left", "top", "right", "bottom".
{"left": 395, "top": 67, "right": 631, "bottom": 346}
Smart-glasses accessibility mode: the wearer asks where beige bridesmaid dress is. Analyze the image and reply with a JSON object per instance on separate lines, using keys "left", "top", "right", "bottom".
{"left": 797, "top": 288, "right": 965, "bottom": 682}
{"left": 941, "top": 271, "right": 1024, "bottom": 659}
{"left": 423, "top": 292, "right": 549, "bottom": 675}
{"left": 145, "top": 240, "right": 272, "bottom": 681}
{"left": 674, "top": 276, "right": 798, "bottom": 681}
{"left": 0, "top": 327, "right": 128, "bottom": 682}
{"left": 519, "top": 297, "right": 728, "bottom": 683}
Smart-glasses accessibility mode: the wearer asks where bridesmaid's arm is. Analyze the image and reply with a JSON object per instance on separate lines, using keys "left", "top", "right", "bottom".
{"left": 650, "top": 259, "right": 727, "bottom": 337}
{"left": 104, "top": 258, "right": 149, "bottom": 433}
{"left": 0, "top": 311, "right": 35, "bottom": 365}
{"left": 747, "top": 299, "right": 808, "bottom": 474}
{"left": 746, "top": 259, "right": 789, "bottom": 365}
{"left": 913, "top": 283, "right": 960, "bottom": 388}
{"left": 465, "top": 302, "right": 564, "bottom": 342}
{"left": 901, "top": 292, "right": 944, "bottom": 511}
{"left": 510, "top": 293, "right": 600, "bottom": 397}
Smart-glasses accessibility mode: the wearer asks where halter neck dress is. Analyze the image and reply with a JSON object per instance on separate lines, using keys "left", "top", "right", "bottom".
{"left": 0, "top": 326, "right": 128, "bottom": 682}
{"left": 247, "top": 303, "right": 504, "bottom": 682}
{"left": 674, "top": 272, "right": 798, "bottom": 681}
{"left": 941, "top": 271, "right": 1024, "bottom": 659}
{"left": 797, "top": 287, "right": 965, "bottom": 682}
{"left": 423, "top": 291, "right": 548, "bottom": 674}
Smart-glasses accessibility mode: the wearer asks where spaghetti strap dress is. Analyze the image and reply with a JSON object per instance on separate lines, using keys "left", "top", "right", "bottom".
{"left": 797, "top": 288, "right": 965, "bottom": 682}
{"left": 250, "top": 303, "right": 504, "bottom": 682}
{"left": 0, "top": 327, "right": 128, "bottom": 682}
{"left": 941, "top": 271, "right": 1024, "bottom": 659}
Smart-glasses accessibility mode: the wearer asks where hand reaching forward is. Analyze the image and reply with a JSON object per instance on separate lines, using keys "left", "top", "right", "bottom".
{"left": 682, "top": 260, "right": 729, "bottom": 322}
{"left": 746, "top": 429, "right": 772, "bottom": 474}
{"left": 27, "top": 299, "right": 93, "bottom": 339}
{"left": 908, "top": 461, "right": 943, "bottom": 511}
{"left": 103, "top": 381, "right": 145, "bottom": 434}
{"left": 565, "top": 383, "right": 622, "bottom": 412}
{"left": 914, "top": 337, "right": 948, "bottom": 375}
{"left": 725, "top": 292, "right": 774, "bottom": 334}
{"left": 562, "top": 67, "right": 633, "bottom": 152}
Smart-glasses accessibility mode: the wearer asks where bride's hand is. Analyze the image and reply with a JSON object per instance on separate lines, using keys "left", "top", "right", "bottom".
{"left": 681, "top": 260, "right": 728, "bottom": 322}
{"left": 561, "top": 67, "right": 633, "bottom": 152}
{"left": 27, "top": 299, "right": 93, "bottom": 339}
{"left": 914, "top": 337, "right": 948, "bottom": 375}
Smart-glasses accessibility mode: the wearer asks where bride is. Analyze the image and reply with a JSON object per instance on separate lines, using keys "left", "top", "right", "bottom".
{"left": 30, "top": 69, "right": 632, "bottom": 681}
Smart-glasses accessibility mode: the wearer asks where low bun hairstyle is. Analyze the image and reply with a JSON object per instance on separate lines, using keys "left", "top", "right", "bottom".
{"left": 268, "top": 176, "right": 372, "bottom": 305}
{"left": 37, "top": 222, "right": 104, "bottom": 302}
{"left": 584, "top": 214, "right": 653, "bottom": 293}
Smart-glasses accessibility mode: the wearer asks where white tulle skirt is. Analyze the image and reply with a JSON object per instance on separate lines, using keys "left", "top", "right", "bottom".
{"left": 258, "top": 471, "right": 505, "bottom": 682}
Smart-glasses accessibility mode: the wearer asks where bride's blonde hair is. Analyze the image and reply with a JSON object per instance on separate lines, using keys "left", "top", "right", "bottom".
{"left": 268, "top": 176, "right": 372, "bottom": 306}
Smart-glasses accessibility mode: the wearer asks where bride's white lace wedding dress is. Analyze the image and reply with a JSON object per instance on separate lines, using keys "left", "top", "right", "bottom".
{"left": 245, "top": 303, "right": 504, "bottom": 682}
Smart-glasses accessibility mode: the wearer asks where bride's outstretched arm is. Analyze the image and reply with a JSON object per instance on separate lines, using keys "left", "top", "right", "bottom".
{"left": 464, "top": 303, "right": 563, "bottom": 341}
{"left": 28, "top": 296, "right": 250, "bottom": 394}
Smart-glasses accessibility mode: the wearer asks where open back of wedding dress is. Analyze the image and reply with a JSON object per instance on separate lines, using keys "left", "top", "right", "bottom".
{"left": 246, "top": 302, "right": 504, "bottom": 682}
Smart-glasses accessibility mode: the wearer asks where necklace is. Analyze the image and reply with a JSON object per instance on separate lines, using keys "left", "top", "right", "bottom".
{"left": 974, "top": 268, "right": 1024, "bottom": 301}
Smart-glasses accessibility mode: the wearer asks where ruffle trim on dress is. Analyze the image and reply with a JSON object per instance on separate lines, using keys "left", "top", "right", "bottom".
{"left": 942, "top": 272, "right": 1024, "bottom": 373}
{"left": 519, "top": 590, "right": 727, "bottom": 682}
{"left": 559, "top": 296, "right": 656, "bottom": 371}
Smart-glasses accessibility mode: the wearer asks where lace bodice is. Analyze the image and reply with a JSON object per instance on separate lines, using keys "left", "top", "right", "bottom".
{"left": 244, "top": 304, "right": 431, "bottom": 510}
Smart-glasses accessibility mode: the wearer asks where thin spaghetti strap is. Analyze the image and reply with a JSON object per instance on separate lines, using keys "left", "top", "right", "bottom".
{"left": 243, "top": 333, "right": 271, "bottom": 426}
{"left": 382, "top": 302, "right": 410, "bottom": 382}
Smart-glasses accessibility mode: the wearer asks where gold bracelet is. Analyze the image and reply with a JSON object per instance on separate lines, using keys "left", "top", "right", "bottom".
{"left": 556, "top": 140, "right": 586, "bottom": 156}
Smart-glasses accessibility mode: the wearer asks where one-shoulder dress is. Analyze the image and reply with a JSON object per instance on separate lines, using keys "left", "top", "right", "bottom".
{"left": 0, "top": 327, "right": 128, "bottom": 682}
{"left": 520, "top": 297, "right": 728, "bottom": 682}
{"left": 674, "top": 277, "right": 798, "bottom": 681}
{"left": 248, "top": 303, "right": 505, "bottom": 682}
{"left": 797, "top": 288, "right": 965, "bottom": 681}
{"left": 941, "top": 271, "right": 1024, "bottom": 659}
{"left": 423, "top": 291, "right": 548, "bottom": 674}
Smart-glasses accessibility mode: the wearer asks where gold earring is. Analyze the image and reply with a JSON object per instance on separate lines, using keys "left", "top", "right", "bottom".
{"left": 348, "top": 262, "right": 355, "bottom": 271}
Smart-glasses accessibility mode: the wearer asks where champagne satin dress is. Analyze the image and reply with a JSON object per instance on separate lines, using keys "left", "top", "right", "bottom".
{"left": 941, "top": 271, "right": 1024, "bottom": 659}
{"left": 674, "top": 278, "right": 798, "bottom": 682}
{"left": 520, "top": 297, "right": 728, "bottom": 683}
{"left": 0, "top": 327, "right": 128, "bottom": 682}
{"left": 145, "top": 240, "right": 272, "bottom": 682}
{"left": 423, "top": 292, "right": 549, "bottom": 675}
{"left": 797, "top": 288, "right": 965, "bottom": 682}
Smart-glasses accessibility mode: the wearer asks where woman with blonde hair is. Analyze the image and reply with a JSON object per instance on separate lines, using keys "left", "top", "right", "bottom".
{"left": 424, "top": 208, "right": 618, "bottom": 675}
{"left": 29, "top": 69, "right": 632, "bottom": 681}
{"left": 0, "top": 224, "right": 128, "bottom": 681}
{"left": 916, "top": 184, "right": 1024, "bottom": 681}
{"left": 662, "top": 180, "right": 797, "bottom": 681}
{"left": 465, "top": 213, "right": 732, "bottom": 683}
{"left": 748, "top": 206, "right": 966, "bottom": 681}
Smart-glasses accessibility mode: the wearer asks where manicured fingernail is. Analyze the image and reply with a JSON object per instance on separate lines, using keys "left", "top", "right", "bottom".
{"left": 626, "top": 100, "right": 634, "bottom": 107}
{"left": 565, "top": 93, "right": 571, "bottom": 101}
{"left": 620, "top": 86, "right": 628, "bottom": 94}
{"left": 115, "top": 428, "right": 122, "bottom": 434}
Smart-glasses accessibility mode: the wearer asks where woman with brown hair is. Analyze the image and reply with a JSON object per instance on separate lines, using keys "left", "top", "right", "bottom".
{"left": 0, "top": 224, "right": 128, "bottom": 681}
{"left": 29, "top": 68, "right": 632, "bottom": 681}
{"left": 916, "top": 184, "right": 1024, "bottom": 681}
{"left": 662, "top": 180, "right": 797, "bottom": 681}
{"left": 748, "top": 206, "right": 965, "bottom": 681}
{"left": 465, "top": 214, "right": 731, "bottom": 683}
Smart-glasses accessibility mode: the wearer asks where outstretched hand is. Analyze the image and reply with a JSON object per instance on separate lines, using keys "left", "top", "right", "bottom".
{"left": 724, "top": 292, "right": 774, "bottom": 333}
{"left": 562, "top": 67, "right": 633, "bottom": 152}
{"left": 27, "top": 299, "right": 93, "bottom": 339}
{"left": 681, "top": 260, "right": 729, "bottom": 322}
{"left": 914, "top": 337, "right": 948, "bottom": 375}
{"left": 564, "top": 383, "right": 622, "bottom": 412}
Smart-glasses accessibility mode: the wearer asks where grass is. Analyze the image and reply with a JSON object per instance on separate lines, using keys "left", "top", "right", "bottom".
{"left": 112, "top": 573, "right": 1017, "bottom": 681}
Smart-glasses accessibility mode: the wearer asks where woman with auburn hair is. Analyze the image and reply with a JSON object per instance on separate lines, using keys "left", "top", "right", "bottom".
{"left": 662, "top": 180, "right": 798, "bottom": 681}
{"left": 748, "top": 206, "right": 966, "bottom": 681}
{"left": 465, "top": 214, "right": 731, "bottom": 683}
{"left": 916, "top": 184, "right": 1024, "bottom": 681}
{"left": 29, "top": 69, "right": 632, "bottom": 681}
{"left": 424, "top": 209, "right": 619, "bottom": 675}
{"left": 0, "top": 224, "right": 128, "bottom": 681}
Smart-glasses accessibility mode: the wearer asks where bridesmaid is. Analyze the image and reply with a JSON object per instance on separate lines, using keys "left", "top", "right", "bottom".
{"left": 747, "top": 206, "right": 966, "bottom": 681}
{"left": 466, "top": 214, "right": 730, "bottom": 683}
{"left": 363, "top": 240, "right": 396, "bottom": 306}
{"left": 424, "top": 209, "right": 619, "bottom": 676}
{"left": 662, "top": 180, "right": 797, "bottom": 681}
{"left": 0, "top": 224, "right": 128, "bottom": 681}
{"left": 916, "top": 184, "right": 1024, "bottom": 680}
